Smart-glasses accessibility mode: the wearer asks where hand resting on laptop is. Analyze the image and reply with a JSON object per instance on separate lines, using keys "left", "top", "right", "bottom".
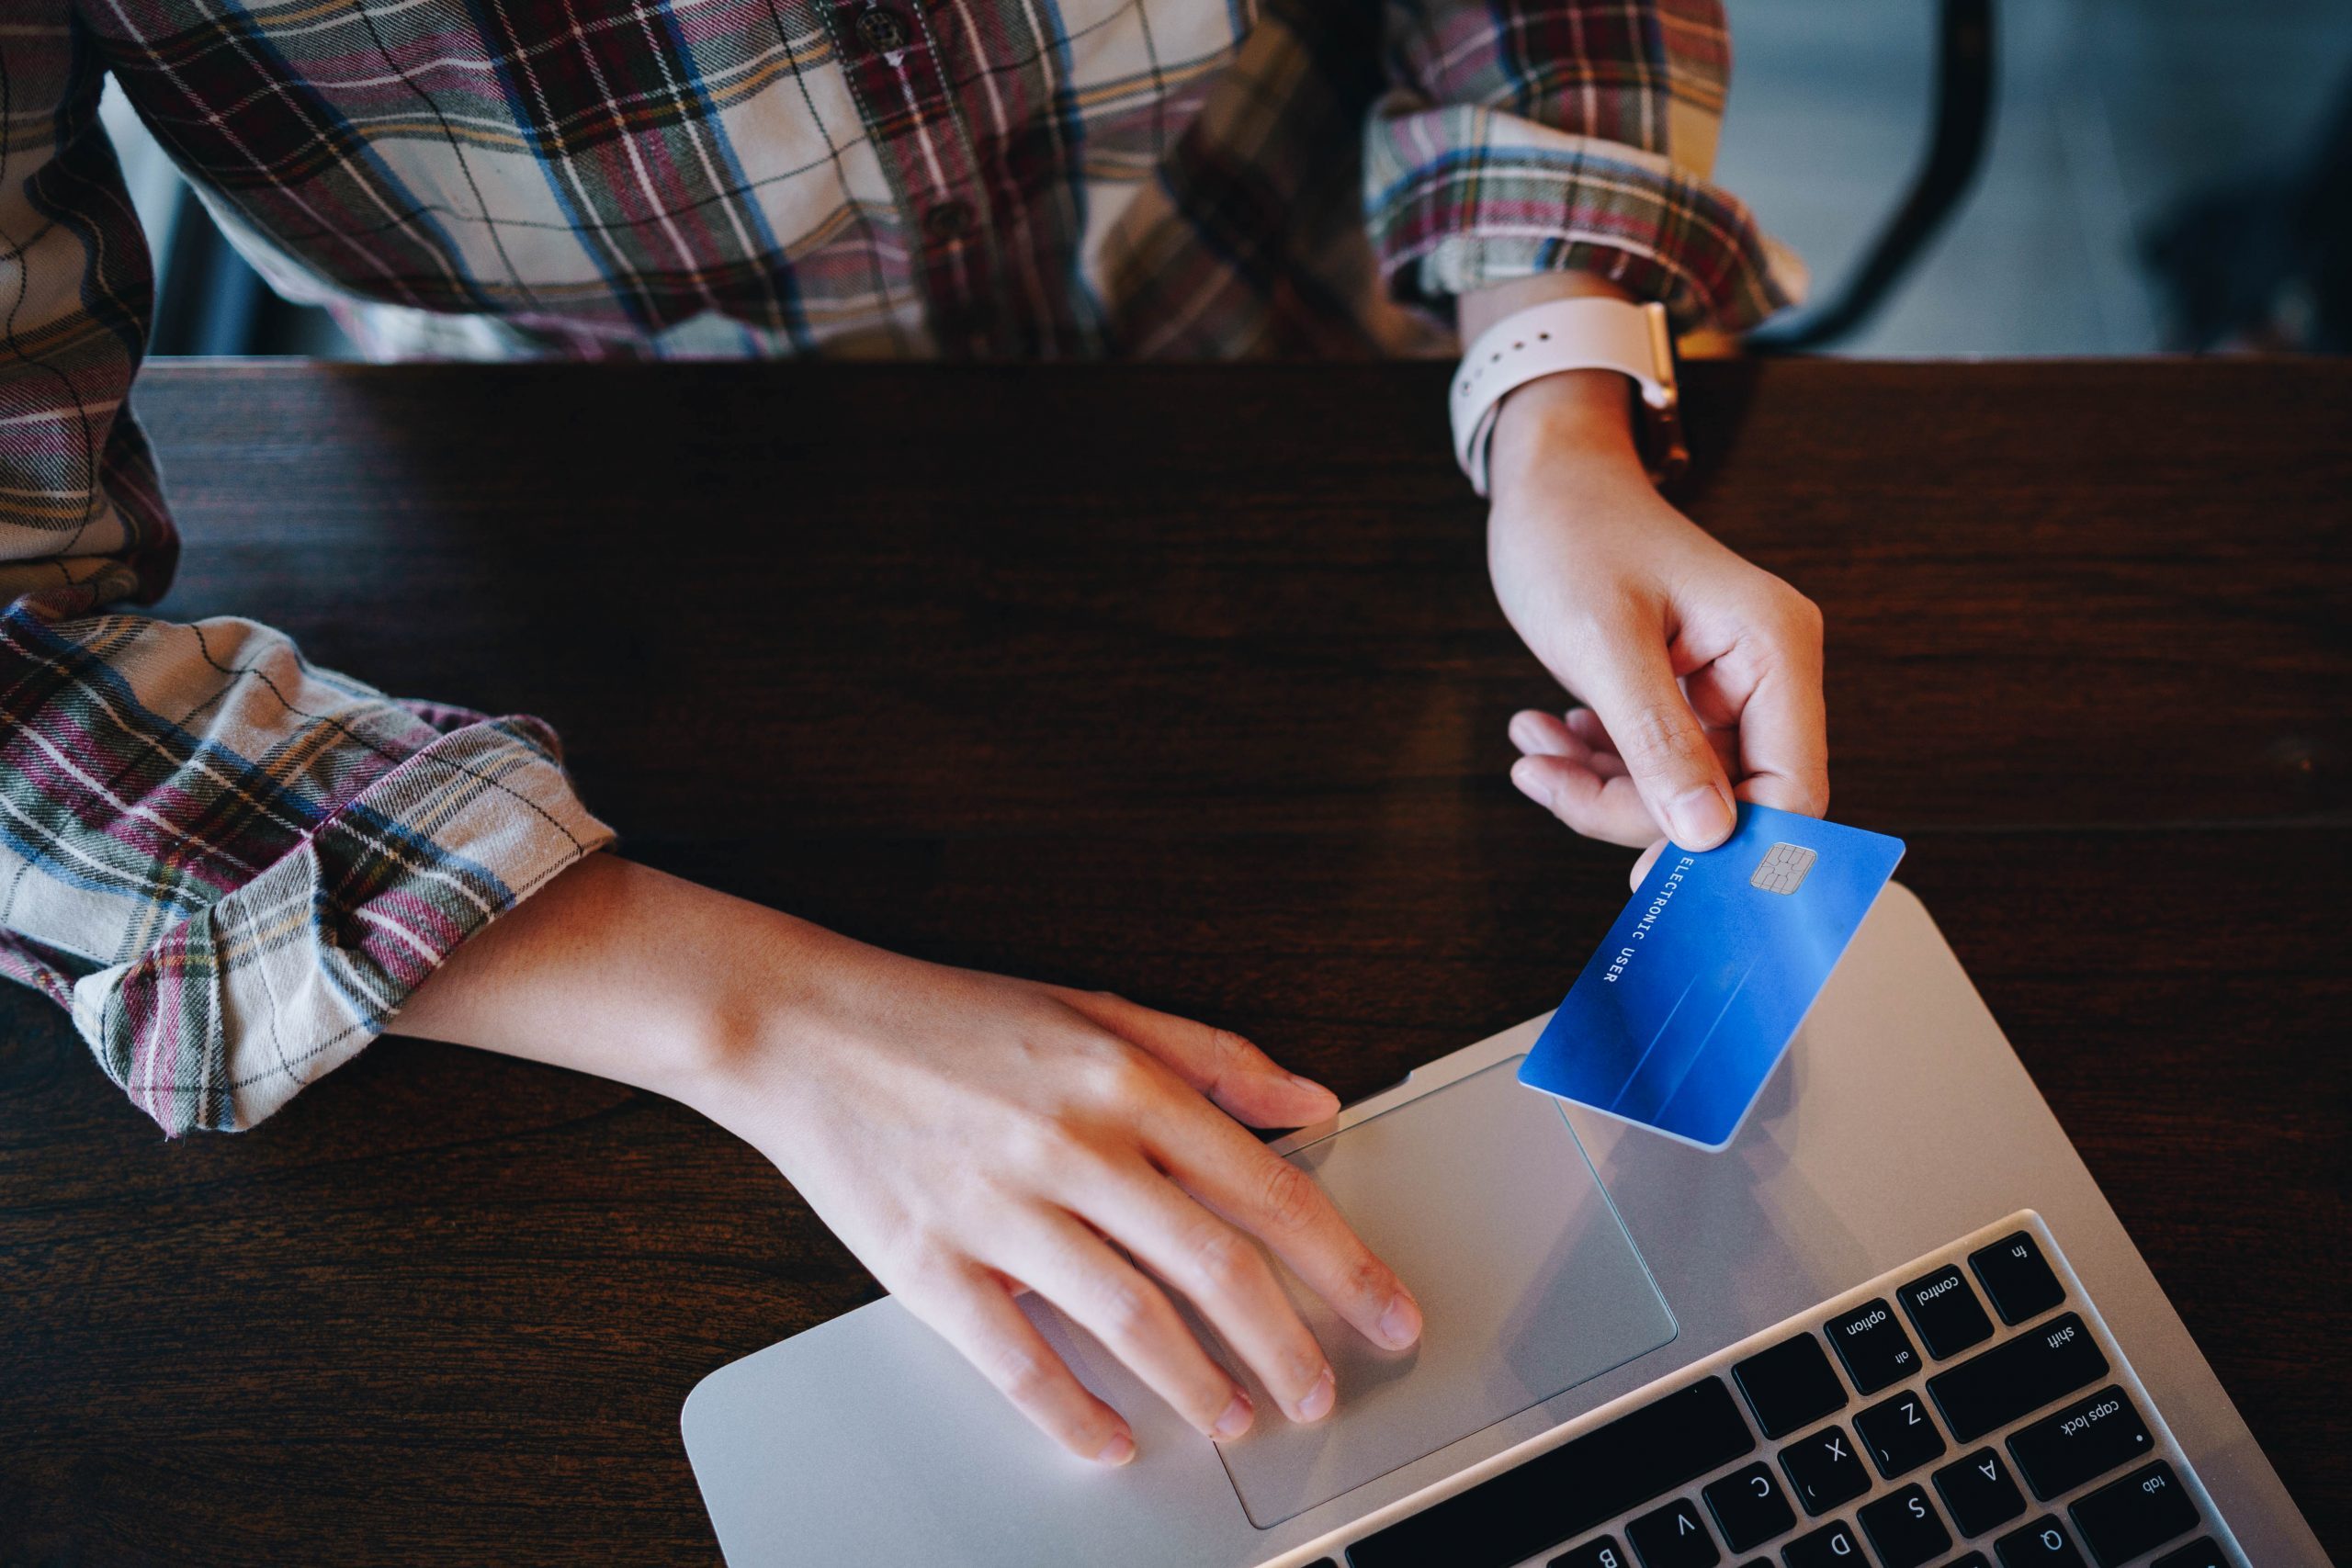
{"left": 393, "top": 855, "right": 1422, "bottom": 1466}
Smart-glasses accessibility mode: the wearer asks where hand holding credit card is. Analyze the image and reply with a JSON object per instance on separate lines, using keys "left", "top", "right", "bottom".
{"left": 1519, "top": 804, "right": 1905, "bottom": 1150}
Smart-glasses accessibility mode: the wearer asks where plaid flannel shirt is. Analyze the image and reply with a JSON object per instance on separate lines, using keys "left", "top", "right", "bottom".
{"left": 0, "top": 0, "right": 1800, "bottom": 1135}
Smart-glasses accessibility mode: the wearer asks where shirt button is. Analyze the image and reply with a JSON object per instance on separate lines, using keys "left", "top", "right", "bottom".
{"left": 922, "top": 200, "right": 975, "bottom": 243}
{"left": 854, "top": 6, "right": 911, "bottom": 52}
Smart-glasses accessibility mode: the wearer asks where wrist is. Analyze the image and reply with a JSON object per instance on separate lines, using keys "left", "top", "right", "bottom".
{"left": 1454, "top": 276, "right": 1666, "bottom": 501}
{"left": 654, "top": 901, "right": 851, "bottom": 1136}
{"left": 1487, "top": 369, "right": 1650, "bottom": 499}
{"left": 395, "top": 854, "right": 824, "bottom": 1118}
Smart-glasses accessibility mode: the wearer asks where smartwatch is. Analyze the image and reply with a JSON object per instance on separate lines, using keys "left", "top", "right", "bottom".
{"left": 1448, "top": 297, "right": 1687, "bottom": 498}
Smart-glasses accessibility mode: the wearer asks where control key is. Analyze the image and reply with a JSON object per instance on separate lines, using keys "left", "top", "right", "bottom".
{"left": 1897, "top": 1264, "right": 1995, "bottom": 1359}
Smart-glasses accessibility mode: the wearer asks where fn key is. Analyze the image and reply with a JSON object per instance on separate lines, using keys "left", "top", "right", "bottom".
{"left": 1970, "top": 1231, "right": 2066, "bottom": 1325}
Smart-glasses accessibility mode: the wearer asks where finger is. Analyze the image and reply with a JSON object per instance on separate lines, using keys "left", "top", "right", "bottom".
{"left": 1628, "top": 837, "right": 1669, "bottom": 890}
{"left": 1514, "top": 708, "right": 1704, "bottom": 784}
{"left": 1683, "top": 612, "right": 1827, "bottom": 818}
{"left": 1058, "top": 989, "right": 1338, "bottom": 1129}
{"left": 1510, "top": 752, "right": 1664, "bottom": 847}
{"left": 1724, "top": 665, "right": 1829, "bottom": 819}
{"left": 1067, "top": 1155, "right": 1335, "bottom": 1427}
{"left": 1681, "top": 660, "right": 1747, "bottom": 731}
{"left": 897, "top": 1261, "right": 1136, "bottom": 1464}
{"left": 1575, "top": 631, "right": 1738, "bottom": 850}
{"left": 999, "top": 1207, "right": 1255, "bottom": 1443}
{"left": 1561, "top": 707, "right": 1631, "bottom": 777}
{"left": 1507, "top": 708, "right": 1589, "bottom": 760}
{"left": 1569, "top": 700, "right": 1736, "bottom": 777}
{"left": 1148, "top": 1102, "right": 1421, "bottom": 1369}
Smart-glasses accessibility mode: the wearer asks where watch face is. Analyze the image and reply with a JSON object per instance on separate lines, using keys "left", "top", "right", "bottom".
{"left": 1642, "top": 299, "right": 1680, "bottom": 386}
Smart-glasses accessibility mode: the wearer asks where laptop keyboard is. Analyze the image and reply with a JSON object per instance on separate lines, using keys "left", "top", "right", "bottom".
{"left": 1322, "top": 1214, "right": 2236, "bottom": 1568}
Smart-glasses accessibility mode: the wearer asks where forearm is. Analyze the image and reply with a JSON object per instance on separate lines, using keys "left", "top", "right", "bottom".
{"left": 390, "top": 853, "right": 822, "bottom": 1131}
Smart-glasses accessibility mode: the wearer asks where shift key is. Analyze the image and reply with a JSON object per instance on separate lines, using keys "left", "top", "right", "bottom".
{"left": 1927, "top": 1314, "right": 2108, "bottom": 1443}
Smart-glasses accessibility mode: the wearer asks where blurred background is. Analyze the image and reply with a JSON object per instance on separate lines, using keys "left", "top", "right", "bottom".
{"left": 109, "top": 0, "right": 2352, "bottom": 359}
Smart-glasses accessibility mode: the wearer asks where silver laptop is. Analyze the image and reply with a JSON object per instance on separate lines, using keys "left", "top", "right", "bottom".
{"left": 681, "top": 886, "right": 2325, "bottom": 1567}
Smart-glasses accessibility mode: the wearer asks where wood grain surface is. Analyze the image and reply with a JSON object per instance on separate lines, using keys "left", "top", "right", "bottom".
{"left": 2, "top": 359, "right": 2345, "bottom": 1564}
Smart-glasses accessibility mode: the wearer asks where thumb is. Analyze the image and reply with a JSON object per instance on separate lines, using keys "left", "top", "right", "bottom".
{"left": 1578, "top": 637, "right": 1737, "bottom": 851}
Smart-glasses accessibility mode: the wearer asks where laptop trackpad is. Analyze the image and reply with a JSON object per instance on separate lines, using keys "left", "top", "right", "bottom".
{"left": 1205, "top": 1057, "right": 1674, "bottom": 1527}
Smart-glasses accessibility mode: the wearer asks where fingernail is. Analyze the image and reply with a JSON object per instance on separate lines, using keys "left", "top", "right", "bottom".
{"left": 1096, "top": 1430, "right": 1136, "bottom": 1466}
{"left": 1377, "top": 1292, "right": 1423, "bottom": 1350}
{"left": 1211, "top": 1390, "right": 1254, "bottom": 1440}
{"left": 1668, "top": 783, "right": 1734, "bottom": 848}
{"left": 1510, "top": 758, "right": 1551, "bottom": 807}
{"left": 1295, "top": 1366, "right": 1335, "bottom": 1423}
{"left": 1286, "top": 1072, "right": 1337, "bottom": 1104}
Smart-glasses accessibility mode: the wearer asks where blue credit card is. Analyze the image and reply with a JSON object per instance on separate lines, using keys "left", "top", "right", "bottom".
{"left": 1519, "top": 804, "right": 1905, "bottom": 1151}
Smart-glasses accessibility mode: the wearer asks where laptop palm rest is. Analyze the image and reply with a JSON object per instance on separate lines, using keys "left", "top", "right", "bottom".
{"left": 1124, "top": 1055, "right": 1677, "bottom": 1527}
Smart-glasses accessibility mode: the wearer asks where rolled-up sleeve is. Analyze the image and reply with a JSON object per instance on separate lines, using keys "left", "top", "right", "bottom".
{"left": 1363, "top": 0, "right": 1807, "bottom": 332}
{"left": 2, "top": 11, "right": 612, "bottom": 1135}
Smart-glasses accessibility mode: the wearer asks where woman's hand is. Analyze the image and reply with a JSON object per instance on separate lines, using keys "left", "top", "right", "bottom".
{"left": 1462, "top": 278, "right": 1829, "bottom": 883}
{"left": 393, "top": 856, "right": 1419, "bottom": 1467}
{"left": 707, "top": 934, "right": 1422, "bottom": 1466}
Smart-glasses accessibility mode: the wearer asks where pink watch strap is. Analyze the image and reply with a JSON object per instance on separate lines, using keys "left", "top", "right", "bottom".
{"left": 1448, "top": 298, "right": 1678, "bottom": 498}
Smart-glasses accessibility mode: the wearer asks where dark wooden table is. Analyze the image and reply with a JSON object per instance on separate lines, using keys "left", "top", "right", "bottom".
{"left": 2, "top": 359, "right": 2345, "bottom": 1564}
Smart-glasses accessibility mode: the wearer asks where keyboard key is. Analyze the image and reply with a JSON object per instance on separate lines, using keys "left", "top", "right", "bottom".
{"left": 1969, "top": 1231, "right": 2066, "bottom": 1325}
{"left": 1897, "top": 1264, "right": 1995, "bottom": 1359}
{"left": 2151, "top": 1538, "right": 2226, "bottom": 1568}
{"left": 1347, "top": 1378, "right": 1755, "bottom": 1568}
{"left": 1936, "top": 1448, "right": 2028, "bottom": 1538}
{"left": 1702, "top": 1462, "right": 1795, "bottom": 1553}
{"left": 1949, "top": 1557, "right": 1992, "bottom": 1568}
{"left": 2007, "top": 1387, "right": 2155, "bottom": 1501}
{"left": 1996, "top": 1516, "right": 2087, "bottom": 1567}
{"left": 1858, "top": 1483, "right": 1952, "bottom": 1568}
{"left": 1781, "top": 1520, "right": 1865, "bottom": 1568}
{"left": 1927, "top": 1314, "right": 2109, "bottom": 1443}
{"left": 1824, "top": 1296, "right": 1922, "bottom": 1394}
{"left": 1854, "top": 1388, "right": 1946, "bottom": 1478}
{"left": 1628, "top": 1498, "right": 1721, "bottom": 1568}
{"left": 1779, "top": 1425, "right": 1871, "bottom": 1517}
{"left": 2067, "top": 1461, "right": 2199, "bottom": 1567}
{"left": 1550, "top": 1538, "right": 1628, "bottom": 1568}
{"left": 1733, "top": 1335, "right": 1849, "bottom": 1439}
